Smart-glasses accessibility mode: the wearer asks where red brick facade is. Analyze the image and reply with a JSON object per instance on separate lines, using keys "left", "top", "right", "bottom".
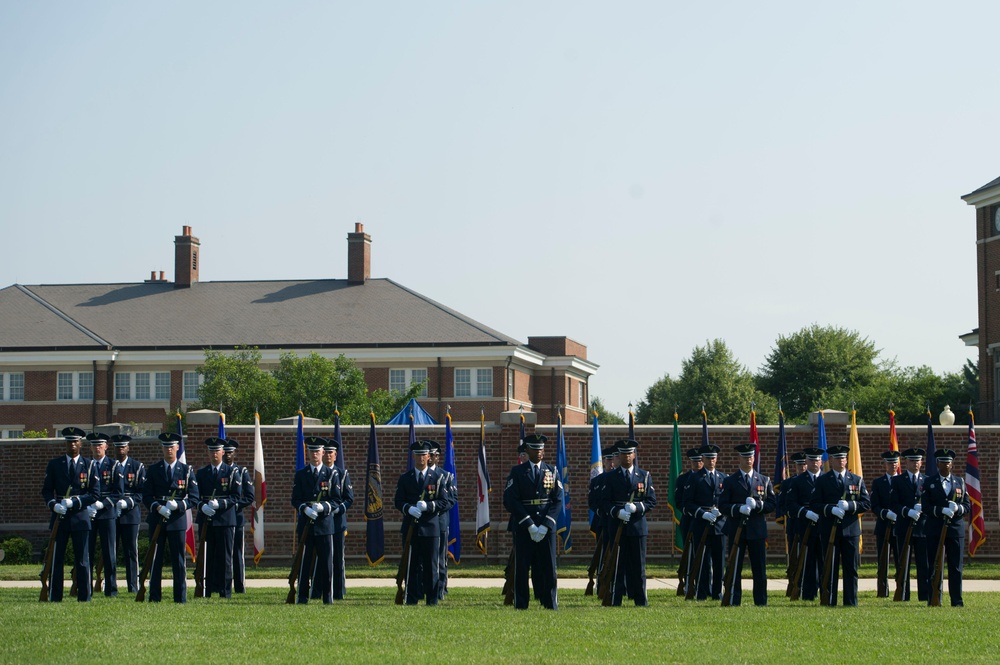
{"left": 5, "top": 417, "right": 999, "bottom": 566}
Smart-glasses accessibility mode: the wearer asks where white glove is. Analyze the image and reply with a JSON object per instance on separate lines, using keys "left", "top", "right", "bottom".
{"left": 710, "top": 507, "right": 721, "bottom": 518}
{"left": 805, "top": 510, "right": 819, "bottom": 523}
{"left": 407, "top": 506, "right": 422, "bottom": 519}
{"left": 626, "top": 502, "right": 637, "bottom": 514}
{"left": 528, "top": 524, "right": 539, "bottom": 536}
{"left": 942, "top": 507, "right": 955, "bottom": 518}
{"left": 837, "top": 500, "right": 849, "bottom": 511}
{"left": 210, "top": 499, "right": 220, "bottom": 510}
{"left": 62, "top": 498, "right": 74, "bottom": 508}
{"left": 200, "top": 504, "right": 216, "bottom": 517}
{"left": 117, "top": 499, "right": 127, "bottom": 510}
{"left": 701, "top": 511, "right": 717, "bottom": 524}
{"left": 745, "top": 496, "right": 755, "bottom": 508}
{"left": 304, "top": 506, "right": 319, "bottom": 520}
{"left": 417, "top": 501, "right": 429, "bottom": 512}
{"left": 86, "top": 505, "right": 98, "bottom": 519}
{"left": 831, "top": 507, "right": 846, "bottom": 519}
{"left": 618, "top": 510, "right": 631, "bottom": 523}
{"left": 948, "top": 501, "right": 958, "bottom": 512}
{"left": 158, "top": 506, "right": 172, "bottom": 519}
{"left": 311, "top": 502, "right": 326, "bottom": 514}
{"left": 739, "top": 505, "right": 752, "bottom": 516}
{"left": 536, "top": 526, "right": 548, "bottom": 540}
{"left": 166, "top": 500, "right": 179, "bottom": 511}
{"left": 907, "top": 508, "right": 921, "bottom": 520}
{"left": 331, "top": 504, "right": 342, "bottom": 515}
{"left": 53, "top": 503, "right": 68, "bottom": 515}
{"left": 886, "top": 510, "right": 897, "bottom": 523}
{"left": 94, "top": 500, "right": 105, "bottom": 511}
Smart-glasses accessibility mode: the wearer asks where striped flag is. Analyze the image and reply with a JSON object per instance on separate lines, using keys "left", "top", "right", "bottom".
{"left": 966, "top": 411, "right": 986, "bottom": 557}
{"left": 773, "top": 410, "right": 788, "bottom": 524}
{"left": 750, "top": 408, "right": 760, "bottom": 472}
{"left": 363, "top": 411, "right": 385, "bottom": 566}
{"left": 518, "top": 410, "right": 526, "bottom": 462}
{"left": 669, "top": 411, "right": 683, "bottom": 551}
{"left": 251, "top": 410, "right": 266, "bottom": 564}
{"left": 444, "top": 412, "right": 461, "bottom": 563}
{"left": 588, "top": 410, "right": 602, "bottom": 534}
{"left": 475, "top": 409, "right": 491, "bottom": 555}
{"left": 555, "top": 410, "right": 572, "bottom": 554}
{"left": 888, "top": 409, "right": 900, "bottom": 452}
{"left": 176, "top": 411, "right": 196, "bottom": 561}
{"left": 295, "top": 411, "right": 306, "bottom": 471}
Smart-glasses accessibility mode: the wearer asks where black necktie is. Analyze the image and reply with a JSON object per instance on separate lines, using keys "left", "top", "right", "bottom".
{"left": 417, "top": 470, "right": 423, "bottom": 486}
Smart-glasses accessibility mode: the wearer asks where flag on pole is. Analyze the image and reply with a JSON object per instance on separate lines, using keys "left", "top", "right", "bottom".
{"left": 218, "top": 411, "right": 226, "bottom": 439}
{"left": 701, "top": 407, "right": 709, "bottom": 449}
{"left": 363, "top": 411, "right": 385, "bottom": 566}
{"left": 773, "top": 409, "right": 788, "bottom": 525}
{"left": 176, "top": 410, "right": 196, "bottom": 561}
{"left": 848, "top": 408, "right": 864, "bottom": 552}
{"left": 925, "top": 408, "right": 936, "bottom": 466}
{"left": 518, "top": 410, "right": 526, "bottom": 462}
{"left": 888, "top": 409, "right": 900, "bottom": 452}
{"left": 332, "top": 409, "right": 347, "bottom": 538}
{"left": 406, "top": 406, "right": 416, "bottom": 473}
{"left": 444, "top": 412, "right": 461, "bottom": 563}
{"left": 252, "top": 410, "right": 266, "bottom": 565}
{"left": 750, "top": 408, "right": 760, "bottom": 473}
{"left": 669, "top": 411, "right": 683, "bottom": 551}
{"left": 816, "top": 410, "right": 828, "bottom": 469}
{"left": 966, "top": 411, "right": 986, "bottom": 557}
{"left": 295, "top": 410, "right": 306, "bottom": 472}
{"left": 555, "top": 410, "right": 572, "bottom": 554}
{"left": 588, "top": 410, "right": 602, "bottom": 534}
{"left": 475, "top": 409, "right": 491, "bottom": 555}
{"left": 628, "top": 404, "right": 635, "bottom": 442}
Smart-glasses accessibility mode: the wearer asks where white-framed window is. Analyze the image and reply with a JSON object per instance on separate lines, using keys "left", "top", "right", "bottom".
{"left": 455, "top": 368, "right": 493, "bottom": 397}
{"left": 183, "top": 371, "right": 201, "bottom": 400}
{"left": 0, "top": 373, "right": 24, "bottom": 401}
{"left": 508, "top": 369, "right": 514, "bottom": 399}
{"left": 389, "top": 368, "right": 428, "bottom": 397}
{"left": 115, "top": 372, "right": 170, "bottom": 401}
{"left": 578, "top": 381, "right": 585, "bottom": 410}
{"left": 0, "top": 428, "right": 25, "bottom": 439}
{"left": 57, "top": 372, "right": 93, "bottom": 400}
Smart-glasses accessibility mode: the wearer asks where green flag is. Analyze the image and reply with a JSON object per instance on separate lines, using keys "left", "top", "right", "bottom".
{"left": 668, "top": 411, "right": 683, "bottom": 552}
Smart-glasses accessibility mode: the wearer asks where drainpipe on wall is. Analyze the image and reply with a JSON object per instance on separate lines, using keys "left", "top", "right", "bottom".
{"left": 505, "top": 356, "right": 513, "bottom": 413}
{"left": 107, "top": 352, "right": 117, "bottom": 424}
{"left": 92, "top": 360, "right": 98, "bottom": 428}
{"left": 550, "top": 367, "right": 556, "bottom": 423}
{"left": 437, "top": 356, "right": 443, "bottom": 421}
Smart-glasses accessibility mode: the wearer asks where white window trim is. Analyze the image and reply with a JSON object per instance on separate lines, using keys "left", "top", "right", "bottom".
{"left": 115, "top": 371, "right": 171, "bottom": 401}
{"left": 454, "top": 367, "right": 493, "bottom": 398}
{"left": 0, "top": 373, "right": 24, "bottom": 401}
{"left": 182, "top": 371, "right": 203, "bottom": 401}
{"left": 57, "top": 371, "right": 94, "bottom": 401}
{"left": 389, "top": 368, "right": 428, "bottom": 397}
{"left": 0, "top": 426, "right": 25, "bottom": 439}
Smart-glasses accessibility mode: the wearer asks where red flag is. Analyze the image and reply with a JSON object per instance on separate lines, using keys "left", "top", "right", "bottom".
{"left": 966, "top": 412, "right": 986, "bottom": 557}
{"left": 888, "top": 409, "right": 899, "bottom": 452}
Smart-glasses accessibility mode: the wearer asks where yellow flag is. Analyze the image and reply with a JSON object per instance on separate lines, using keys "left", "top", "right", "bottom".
{"left": 849, "top": 409, "right": 864, "bottom": 552}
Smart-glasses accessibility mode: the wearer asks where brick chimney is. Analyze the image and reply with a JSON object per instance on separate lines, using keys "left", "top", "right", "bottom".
{"left": 174, "top": 225, "right": 200, "bottom": 288}
{"left": 347, "top": 223, "right": 371, "bottom": 284}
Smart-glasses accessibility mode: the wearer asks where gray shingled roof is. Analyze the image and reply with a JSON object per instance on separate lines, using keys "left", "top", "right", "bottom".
{"left": 0, "top": 279, "right": 522, "bottom": 350}
{"left": 965, "top": 176, "right": 1000, "bottom": 198}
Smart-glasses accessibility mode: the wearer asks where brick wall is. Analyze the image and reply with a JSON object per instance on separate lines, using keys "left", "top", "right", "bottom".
{"left": 6, "top": 421, "right": 999, "bottom": 566}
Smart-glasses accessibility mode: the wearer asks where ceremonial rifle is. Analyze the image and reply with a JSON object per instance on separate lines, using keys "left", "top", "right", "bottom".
{"left": 788, "top": 521, "right": 813, "bottom": 601}
{"left": 929, "top": 512, "right": 951, "bottom": 607}
{"left": 876, "top": 520, "right": 892, "bottom": 598}
{"left": 287, "top": 484, "right": 326, "bottom": 604}
{"left": 39, "top": 489, "right": 72, "bottom": 602}
{"left": 893, "top": 517, "right": 916, "bottom": 602}
{"left": 501, "top": 547, "right": 515, "bottom": 605}
{"left": 676, "top": 530, "right": 692, "bottom": 596}
{"left": 394, "top": 486, "right": 428, "bottom": 605}
{"left": 584, "top": 541, "right": 601, "bottom": 596}
{"left": 685, "top": 514, "right": 713, "bottom": 601}
{"left": 194, "top": 489, "right": 217, "bottom": 598}
{"left": 598, "top": 491, "right": 635, "bottom": 606}
{"left": 136, "top": 490, "right": 177, "bottom": 602}
{"left": 722, "top": 510, "right": 751, "bottom": 607}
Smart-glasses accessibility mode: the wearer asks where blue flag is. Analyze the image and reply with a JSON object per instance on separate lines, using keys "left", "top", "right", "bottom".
{"left": 406, "top": 406, "right": 416, "bottom": 473}
{"left": 925, "top": 409, "right": 937, "bottom": 469}
{"left": 444, "top": 413, "right": 461, "bottom": 564}
{"left": 218, "top": 412, "right": 226, "bottom": 440}
{"left": 295, "top": 411, "right": 306, "bottom": 471}
{"left": 332, "top": 410, "right": 346, "bottom": 476}
{"left": 588, "top": 411, "right": 601, "bottom": 532}
{"left": 364, "top": 411, "right": 384, "bottom": 566}
{"left": 816, "top": 410, "right": 828, "bottom": 466}
{"left": 774, "top": 410, "right": 788, "bottom": 522}
{"left": 555, "top": 411, "right": 572, "bottom": 554}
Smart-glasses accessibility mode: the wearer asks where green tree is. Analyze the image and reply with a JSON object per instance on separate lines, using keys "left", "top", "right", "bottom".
{"left": 838, "top": 361, "right": 978, "bottom": 425}
{"left": 756, "top": 325, "right": 881, "bottom": 423}
{"left": 637, "top": 339, "right": 778, "bottom": 425}
{"left": 193, "top": 347, "right": 279, "bottom": 425}
{"left": 589, "top": 396, "right": 625, "bottom": 425}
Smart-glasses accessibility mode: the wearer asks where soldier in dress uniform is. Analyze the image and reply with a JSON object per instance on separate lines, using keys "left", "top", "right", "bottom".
{"left": 890, "top": 447, "right": 928, "bottom": 601}
{"left": 223, "top": 438, "right": 253, "bottom": 594}
{"left": 778, "top": 451, "right": 808, "bottom": 587}
{"left": 86, "top": 431, "right": 123, "bottom": 596}
{"left": 870, "top": 450, "right": 900, "bottom": 597}
{"left": 428, "top": 440, "right": 458, "bottom": 600}
{"left": 809, "top": 444, "right": 870, "bottom": 607}
{"left": 112, "top": 434, "right": 145, "bottom": 593}
{"left": 923, "top": 448, "right": 972, "bottom": 606}
{"left": 394, "top": 440, "right": 451, "bottom": 605}
{"left": 502, "top": 433, "right": 562, "bottom": 610}
{"left": 311, "top": 439, "right": 353, "bottom": 601}
{"left": 682, "top": 443, "right": 726, "bottom": 601}
{"left": 194, "top": 437, "right": 242, "bottom": 598}
{"left": 719, "top": 443, "right": 776, "bottom": 606}
{"left": 292, "top": 437, "right": 345, "bottom": 604}
{"left": 674, "top": 447, "right": 703, "bottom": 596}
{"left": 599, "top": 439, "right": 656, "bottom": 606}
{"left": 588, "top": 444, "right": 617, "bottom": 595}
{"left": 785, "top": 448, "right": 824, "bottom": 601}
{"left": 142, "top": 432, "right": 200, "bottom": 603}
{"left": 41, "top": 427, "right": 99, "bottom": 602}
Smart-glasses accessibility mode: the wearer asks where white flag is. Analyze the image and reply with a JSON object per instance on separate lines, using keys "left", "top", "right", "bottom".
{"left": 252, "top": 412, "right": 266, "bottom": 564}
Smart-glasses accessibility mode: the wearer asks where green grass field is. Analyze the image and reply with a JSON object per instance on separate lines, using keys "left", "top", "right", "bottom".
{"left": 2, "top": 587, "right": 999, "bottom": 664}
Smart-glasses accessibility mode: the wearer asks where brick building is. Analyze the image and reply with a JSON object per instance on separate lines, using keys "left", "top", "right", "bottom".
{"left": 963, "top": 175, "right": 1000, "bottom": 423}
{"left": 0, "top": 224, "right": 597, "bottom": 436}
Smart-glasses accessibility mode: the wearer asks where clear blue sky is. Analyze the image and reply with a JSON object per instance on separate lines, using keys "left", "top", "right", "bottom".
{"left": 1, "top": 2, "right": 995, "bottom": 416}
